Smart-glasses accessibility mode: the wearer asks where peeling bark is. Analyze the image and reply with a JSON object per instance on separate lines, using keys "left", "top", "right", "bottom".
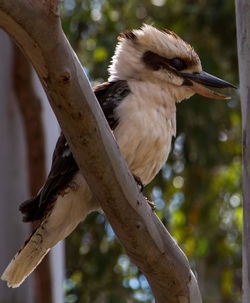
{"left": 0, "top": 1, "right": 202, "bottom": 302}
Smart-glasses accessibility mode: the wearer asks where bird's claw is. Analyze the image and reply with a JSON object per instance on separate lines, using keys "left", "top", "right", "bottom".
{"left": 146, "top": 198, "right": 156, "bottom": 210}
{"left": 133, "top": 174, "right": 144, "bottom": 192}
{"left": 133, "top": 175, "right": 155, "bottom": 210}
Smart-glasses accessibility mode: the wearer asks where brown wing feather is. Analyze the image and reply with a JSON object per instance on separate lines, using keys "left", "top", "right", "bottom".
{"left": 94, "top": 80, "right": 130, "bottom": 129}
{"left": 19, "top": 133, "right": 78, "bottom": 221}
{"left": 19, "top": 80, "right": 131, "bottom": 222}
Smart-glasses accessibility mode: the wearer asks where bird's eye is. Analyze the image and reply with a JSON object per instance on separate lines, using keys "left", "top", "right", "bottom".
{"left": 169, "top": 57, "right": 187, "bottom": 71}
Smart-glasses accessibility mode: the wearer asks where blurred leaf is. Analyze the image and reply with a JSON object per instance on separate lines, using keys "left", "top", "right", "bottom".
{"left": 94, "top": 46, "right": 108, "bottom": 62}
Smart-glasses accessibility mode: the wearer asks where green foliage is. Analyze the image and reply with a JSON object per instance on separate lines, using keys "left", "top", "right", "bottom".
{"left": 61, "top": 1, "right": 241, "bottom": 302}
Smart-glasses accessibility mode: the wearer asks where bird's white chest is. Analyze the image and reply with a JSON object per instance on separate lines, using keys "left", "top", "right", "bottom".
{"left": 113, "top": 81, "right": 176, "bottom": 185}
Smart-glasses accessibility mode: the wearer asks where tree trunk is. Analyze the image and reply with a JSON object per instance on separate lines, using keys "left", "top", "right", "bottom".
{"left": 235, "top": 1, "right": 250, "bottom": 302}
{"left": 12, "top": 42, "right": 53, "bottom": 303}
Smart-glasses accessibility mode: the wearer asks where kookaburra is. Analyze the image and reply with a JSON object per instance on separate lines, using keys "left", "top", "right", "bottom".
{"left": 1, "top": 24, "right": 235, "bottom": 288}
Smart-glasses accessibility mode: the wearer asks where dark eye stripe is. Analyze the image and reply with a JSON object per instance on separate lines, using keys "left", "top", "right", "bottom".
{"left": 142, "top": 51, "right": 187, "bottom": 72}
{"left": 142, "top": 51, "right": 168, "bottom": 71}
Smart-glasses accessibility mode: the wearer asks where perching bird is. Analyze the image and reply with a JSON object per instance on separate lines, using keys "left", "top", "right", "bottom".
{"left": 1, "top": 24, "right": 235, "bottom": 288}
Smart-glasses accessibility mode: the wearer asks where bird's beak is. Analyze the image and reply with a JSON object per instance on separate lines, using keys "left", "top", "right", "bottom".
{"left": 182, "top": 71, "right": 236, "bottom": 100}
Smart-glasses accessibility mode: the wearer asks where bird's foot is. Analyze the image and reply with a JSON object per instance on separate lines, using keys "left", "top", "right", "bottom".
{"left": 132, "top": 175, "right": 155, "bottom": 210}
{"left": 133, "top": 174, "right": 144, "bottom": 192}
{"left": 145, "top": 198, "right": 156, "bottom": 210}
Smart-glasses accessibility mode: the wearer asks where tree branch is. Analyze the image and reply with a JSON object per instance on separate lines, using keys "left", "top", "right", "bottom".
{"left": 0, "top": 1, "right": 202, "bottom": 302}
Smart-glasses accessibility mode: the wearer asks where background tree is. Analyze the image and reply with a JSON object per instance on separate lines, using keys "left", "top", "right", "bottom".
{"left": 235, "top": 1, "right": 250, "bottom": 302}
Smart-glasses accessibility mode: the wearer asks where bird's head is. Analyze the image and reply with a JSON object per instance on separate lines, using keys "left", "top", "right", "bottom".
{"left": 108, "top": 24, "right": 235, "bottom": 102}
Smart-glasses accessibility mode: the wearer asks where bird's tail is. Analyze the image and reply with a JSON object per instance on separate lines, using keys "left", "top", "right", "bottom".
{"left": 1, "top": 173, "right": 99, "bottom": 288}
{"left": 1, "top": 223, "right": 50, "bottom": 288}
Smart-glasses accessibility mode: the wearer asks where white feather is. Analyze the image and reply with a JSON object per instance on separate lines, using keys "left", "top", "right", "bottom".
{"left": 1, "top": 173, "right": 98, "bottom": 288}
